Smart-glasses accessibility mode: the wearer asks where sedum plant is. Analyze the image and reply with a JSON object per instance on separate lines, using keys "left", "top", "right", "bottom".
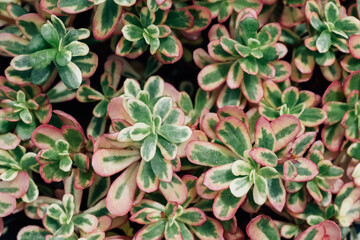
{"left": 92, "top": 76, "right": 192, "bottom": 217}
{"left": 259, "top": 80, "right": 327, "bottom": 132}
{"left": 322, "top": 71, "right": 360, "bottom": 151}
{"left": 31, "top": 113, "right": 94, "bottom": 188}
{"left": 130, "top": 175, "right": 223, "bottom": 240}
{"left": 0, "top": 79, "right": 52, "bottom": 140}
{"left": 186, "top": 107, "right": 300, "bottom": 220}
{"left": 195, "top": 9, "right": 291, "bottom": 104}
{"left": 8, "top": 14, "right": 97, "bottom": 89}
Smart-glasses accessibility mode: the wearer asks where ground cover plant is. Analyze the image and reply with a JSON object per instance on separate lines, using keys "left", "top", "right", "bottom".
{"left": 0, "top": 0, "right": 360, "bottom": 239}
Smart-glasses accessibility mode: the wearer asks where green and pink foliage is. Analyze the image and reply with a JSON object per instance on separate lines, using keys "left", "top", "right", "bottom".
{"left": 187, "top": 106, "right": 301, "bottom": 220}
{"left": 0, "top": 145, "right": 40, "bottom": 204}
{"left": 76, "top": 57, "right": 123, "bottom": 139}
{"left": 130, "top": 175, "right": 223, "bottom": 240}
{"left": 194, "top": 0, "right": 262, "bottom": 23}
{"left": 0, "top": 77, "right": 52, "bottom": 140}
{"left": 21, "top": 174, "right": 128, "bottom": 240}
{"left": 3, "top": 14, "right": 98, "bottom": 89}
{"left": 32, "top": 111, "right": 95, "bottom": 187}
{"left": 322, "top": 72, "right": 360, "bottom": 151}
{"left": 260, "top": 80, "right": 326, "bottom": 132}
{"left": 291, "top": 0, "right": 360, "bottom": 82}
{"left": 281, "top": 136, "right": 344, "bottom": 213}
{"left": 116, "top": 1, "right": 211, "bottom": 64}
{"left": 92, "top": 76, "right": 192, "bottom": 216}
{"left": 195, "top": 9, "right": 290, "bottom": 104}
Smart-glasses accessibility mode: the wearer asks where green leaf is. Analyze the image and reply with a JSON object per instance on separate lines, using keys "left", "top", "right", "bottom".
{"left": 122, "top": 24, "right": 144, "bottom": 42}
{"left": 254, "top": 117, "right": 275, "bottom": 151}
{"left": 189, "top": 217, "right": 223, "bottom": 240}
{"left": 316, "top": 31, "right": 332, "bottom": 53}
{"left": 186, "top": 141, "right": 238, "bottom": 167}
{"left": 40, "top": 23, "right": 59, "bottom": 48}
{"left": 325, "top": 2, "right": 339, "bottom": 23}
{"left": 198, "top": 62, "right": 232, "bottom": 91}
{"left": 106, "top": 162, "right": 139, "bottom": 216}
{"left": 126, "top": 99, "right": 152, "bottom": 125}
{"left": 204, "top": 163, "right": 237, "bottom": 191}
{"left": 150, "top": 148, "right": 172, "bottom": 182}
{"left": 57, "top": 62, "right": 82, "bottom": 89}
{"left": 17, "top": 226, "right": 49, "bottom": 240}
{"left": 92, "top": 0, "right": 122, "bottom": 40}
{"left": 157, "top": 125, "right": 192, "bottom": 144}
{"left": 165, "top": 9, "right": 193, "bottom": 29}
{"left": 141, "top": 133, "right": 158, "bottom": 162}
{"left": 153, "top": 97, "right": 172, "bottom": 120}
{"left": 216, "top": 117, "right": 251, "bottom": 158}
{"left": 246, "top": 215, "right": 280, "bottom": 240}
{"left": 213, "top": 188, "right": 245, "bottom": 221}
{"left": 250, "top": 147, "right": 277, "bottom": 167}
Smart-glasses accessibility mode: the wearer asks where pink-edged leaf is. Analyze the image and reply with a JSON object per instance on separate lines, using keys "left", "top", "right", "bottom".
{"left": 193, "top": 48, "right": 216, "bottom": 69}
{"left": 164, "top": 220, "right": 182, "bottom": 240}
{"left": 226, "top": 60, "right": 243, "bottom": 89}
{"left": 249, "top": 147, "right": 277, "bottom": 167}
{"left": 320, "top": 61, "right": 342, "bottom": 82}
{"left": 271, "top": 115, "right": 301, "bottom": 151}
{"left": 215, "top": 117, "right": 251, "bottom": 158}
{"left": 0, "top": 193, "right": 16, "bottom": 217}
{"left": 322, "top": 81, "right": 345, "bottom": 105}
{"left": 217, "top": 106, "right": 249, "bottom": 128}
{"left": 203, "top": 163, "right": 236, "bottom": 191}
{"left": 284, "top": 160, "right": 297, "bottom": 181}
{"left": 181, "top": 175, "right": 198, "bottom": 208}
{"left": 246, "top": 215, "right": 280, "bottom": 240}
{"left": 0, "top": 133, "right": 20, "bottom": 150}
{"left": 31, "top": 125, "right": 64, "bottom": 150}
{"left": 0, "top": 33, "right": 29, "bottom": 57}
{"left": 92, "top": 149, "right": 140, "bottom": 177}
{"left": 267, "top": 177, "right": 286, "bottom": 212}
{"left": 254, "top": 116, "right": 275, "bottom": 151}
{"left": 177, "top": 207, "right": 206, "bottom": 226}
{"left": 343, "top": 70, "right": 360, "bottom": 96}
{"left": 183, "top": 5, "right": 211, "bottom": 34}
{"left": 16, "top": 14, "right": 46, "bottom": 39}
{"left": 213, "top": 188, "right": 245, "bottom": 221}
{"left": 294, "top": 224, "right": 325, "bottom": 240}
{"left": 291, "top": 132, "right": 317, "bottom": 157}
{"left": 159, "top": 174, "right": 187, "bottom": 204}
{"left": 16, "top": 226, "right": 49, "bottom": 240}
{"left": 200, "top": 112, "right": 219, "bottom": 139}
{"left": 349, "top": 35, "right": 360, "bottom": 59}
{"left": 318, "top": 220, "right": 341, "bottom": 240}
{"left": 321, "top": 123, "right": 345, "bottom": 152}
{"left": 198, "top": 62, "right": 232, "bottom": 91}
{"left": 241, "top": 73, "right": 263, "bottom": 103}
{"left": 186, "top": 141, "right": 238, "bottom": 167}
{"left": 106, "top": 162, "right": 139, "bottom": 216}
{"left": 286, "top": 187, "right": 307, "bottom": 214}
{"left": 92, "top": 1, "right": 122, "bottom": 40}
{"left": 189, "top": 217, "right": 224, "bottom": 240}
{"left": 196, "top": 173, "right": 217, "bottom": 200}
{"left": 293, "top": 45, "right": 315, "bottom": 74}
{"left": 306, "top": 180, "right": 323, "bottom": 202}
{"left": 73, "top": 213, "right": 98, "bottom": 233}
{"left": 136, "top": 159, "right": 159, "bottom": 193}
{"left": 271, "top": 60, "right": 291, "bottom": 82}
{"left": 290, "top": 158, "right": 319, "bottom": 182}
{"left": 0, "top": 171, "right": 29, "bottom": 198}
{"left": 134, "top": 220, "right": 166, "bottom": 240}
